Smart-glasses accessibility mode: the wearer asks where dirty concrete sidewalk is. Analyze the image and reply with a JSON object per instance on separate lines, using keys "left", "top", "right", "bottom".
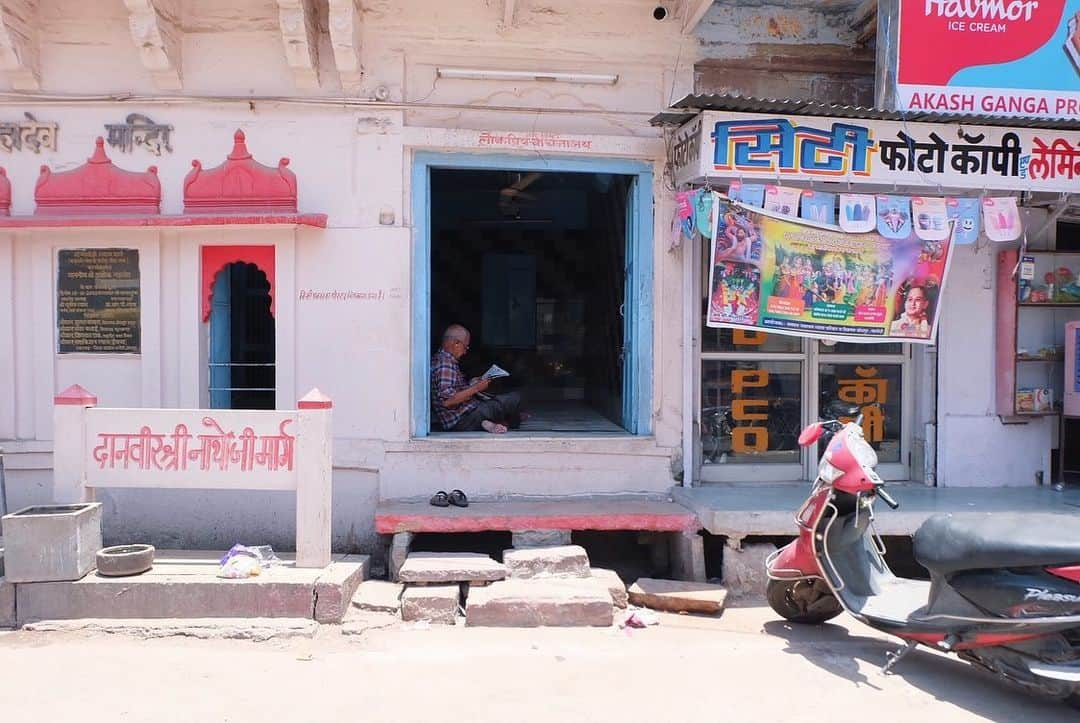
{"left": 0, "top": 602, "right": 1074, "bottom": 723}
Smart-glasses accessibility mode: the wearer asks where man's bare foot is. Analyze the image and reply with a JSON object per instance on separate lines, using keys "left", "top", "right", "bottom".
{"left": 481, "top": 420, "right": 508, "bottom": 434}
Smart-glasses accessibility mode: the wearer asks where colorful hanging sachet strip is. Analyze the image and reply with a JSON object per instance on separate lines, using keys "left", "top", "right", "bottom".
{"left": 675, "top": 183, "right": 1023, "bottom": 245}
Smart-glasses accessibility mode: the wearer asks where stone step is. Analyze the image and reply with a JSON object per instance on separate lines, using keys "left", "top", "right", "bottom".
{"left": 628, "top": 578, "right": 729, "bottom": 615}
{"left": 502, "top": 544, "right": 590, "bottom": 579}
{"left": 13, "top": 550, "right": 369, "bottom": 625}
{"left": 397, "top": 552, "right": 506, "bottom": 584}
{"left": 465, "top": 577, "right": 613, "bottom": 627}
{"left": 401, "top": 584, "right": 460, "bottom": 625}
{"left": 352, "top": 580, "right": 404, "bottom": 614}
{"left": 590, "top": 568, "right": 628, "bottom": 609}
{"left": 21, "top": 617, "right": 318, "bottom": 640}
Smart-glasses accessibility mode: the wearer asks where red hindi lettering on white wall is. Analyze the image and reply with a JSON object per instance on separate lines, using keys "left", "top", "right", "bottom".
{"left": 91, "top": 416, "right": 295, "bottom": 473}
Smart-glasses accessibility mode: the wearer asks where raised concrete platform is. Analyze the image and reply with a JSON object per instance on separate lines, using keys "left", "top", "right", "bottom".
{"left": 675, "top": 484, "right": 1080, "bottom": 539}
{"left": 14, "top": 550, "right": 369, "bottom": 626}
{"left": 376, "top": 498, "right": 699, "bottom": 535}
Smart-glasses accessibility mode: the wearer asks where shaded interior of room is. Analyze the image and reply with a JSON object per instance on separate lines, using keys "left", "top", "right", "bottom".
{"left": 208, "top": 262, "right": 275, "bottom": 410}
{"left": 430, "top": 168, "right": 630, "bottom": 433}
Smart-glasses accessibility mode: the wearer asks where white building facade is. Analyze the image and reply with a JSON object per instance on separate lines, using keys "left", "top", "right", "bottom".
{"left": 0, "top": 0, "right": 708, "bottom": 551}
{"left": 0, "top": 1, "right": 1064, "bottom": 555}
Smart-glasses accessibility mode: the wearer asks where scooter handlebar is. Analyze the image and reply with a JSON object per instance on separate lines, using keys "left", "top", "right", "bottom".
{"left": 876, "top": 487, "right": 900, "bottom": 510}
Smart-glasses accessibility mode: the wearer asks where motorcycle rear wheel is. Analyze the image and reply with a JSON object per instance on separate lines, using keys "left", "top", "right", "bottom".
{"left": 767, "top": 578, "right": 842, "bottom": 624}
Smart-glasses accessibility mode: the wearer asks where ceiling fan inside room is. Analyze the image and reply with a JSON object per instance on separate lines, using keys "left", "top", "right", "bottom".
{"left": 498, "top": 171, "right": 542, "bottom": 217}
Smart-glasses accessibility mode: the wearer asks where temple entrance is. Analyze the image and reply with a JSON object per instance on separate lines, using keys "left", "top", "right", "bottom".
{"left": 208, "top": 261, "right": 275, "bottom": 410}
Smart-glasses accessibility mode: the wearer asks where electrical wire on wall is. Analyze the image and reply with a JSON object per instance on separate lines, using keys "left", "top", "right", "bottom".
{"left": 0, "top": 90, "right": 662, "bottom": 120}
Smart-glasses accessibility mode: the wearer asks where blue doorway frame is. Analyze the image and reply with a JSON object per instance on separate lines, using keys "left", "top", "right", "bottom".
{"left": 411, "top": 151, "right": 654, "bottom": 436}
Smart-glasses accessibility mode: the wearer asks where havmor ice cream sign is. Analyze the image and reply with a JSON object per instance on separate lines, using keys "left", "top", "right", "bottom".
{"left": 895, "top": 0, "right": 1080, "bottom": 120}
{"left": 670, "top": 112, "right": 1080, "bottom": 193}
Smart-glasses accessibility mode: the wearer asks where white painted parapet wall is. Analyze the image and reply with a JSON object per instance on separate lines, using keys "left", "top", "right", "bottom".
{"left": 52, "top": 384, "right": 334, "bottom": 568}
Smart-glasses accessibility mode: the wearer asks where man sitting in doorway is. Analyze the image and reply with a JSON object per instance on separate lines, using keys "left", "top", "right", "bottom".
{"left": 431, "top": 324, "right": 522, "bottom": 434}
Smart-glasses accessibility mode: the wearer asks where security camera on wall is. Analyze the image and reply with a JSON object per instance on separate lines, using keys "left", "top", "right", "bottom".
{"left": 652, "top": 4, "right": 673, "bottom": 22}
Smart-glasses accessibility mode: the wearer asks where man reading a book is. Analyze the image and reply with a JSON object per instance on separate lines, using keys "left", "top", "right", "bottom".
{"left": 431, "top": 324, "right": 522, "bottom": 433}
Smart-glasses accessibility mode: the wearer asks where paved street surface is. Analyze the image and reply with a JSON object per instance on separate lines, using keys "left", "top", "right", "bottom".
{"left": 1, "top": 602, "right": 1076, "bottom": 722}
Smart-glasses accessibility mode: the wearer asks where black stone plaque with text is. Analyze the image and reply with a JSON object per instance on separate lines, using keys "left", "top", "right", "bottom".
{"left": 57, "top": 248, "right": 141, "bottom": 354}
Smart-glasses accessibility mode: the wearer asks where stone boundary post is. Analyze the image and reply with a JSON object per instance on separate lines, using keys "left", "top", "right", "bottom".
{"left": 295, "top": 388, "right": 333, "bottom": 568}
{"left": 53, "top": 384, "right": 98, "bottom": 504}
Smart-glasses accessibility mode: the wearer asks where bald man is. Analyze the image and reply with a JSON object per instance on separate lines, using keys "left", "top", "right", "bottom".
{"left": 431, "top": 324, "right": 522, "bottom": 433}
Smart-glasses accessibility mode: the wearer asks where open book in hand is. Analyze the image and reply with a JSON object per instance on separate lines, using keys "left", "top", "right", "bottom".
{"left": 482, "top": 364, "right": 510, "bottom": 380}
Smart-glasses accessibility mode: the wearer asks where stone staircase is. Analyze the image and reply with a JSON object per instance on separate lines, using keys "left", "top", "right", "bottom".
{"left": 355, "top": 545, "right": 628, "bottom": 627}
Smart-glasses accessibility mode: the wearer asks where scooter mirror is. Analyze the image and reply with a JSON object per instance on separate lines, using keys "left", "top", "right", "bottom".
{"left": 798, "top": 422, "right": 825, "bottom": 447}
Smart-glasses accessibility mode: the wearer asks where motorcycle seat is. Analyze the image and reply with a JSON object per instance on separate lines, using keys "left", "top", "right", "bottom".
{"left": 914, "top": 512, "right": 1080, "bottom": 577}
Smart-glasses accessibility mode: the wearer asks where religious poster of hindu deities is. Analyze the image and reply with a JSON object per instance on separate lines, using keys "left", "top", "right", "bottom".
{"left": 705, "top": 196, "right": 954, "bottom": 344}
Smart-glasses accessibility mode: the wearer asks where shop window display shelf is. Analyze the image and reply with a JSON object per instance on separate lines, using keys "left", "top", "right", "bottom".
{"left": 996, "top": 249, "right": 1080, "bottom": 419}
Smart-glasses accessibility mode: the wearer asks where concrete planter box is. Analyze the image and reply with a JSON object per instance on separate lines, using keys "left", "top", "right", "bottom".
{"left": 1, "top": 503, "right": 103, "bottom": 583}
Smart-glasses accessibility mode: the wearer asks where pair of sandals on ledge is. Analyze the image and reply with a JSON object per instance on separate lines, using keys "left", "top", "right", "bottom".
{"left": 430, "top": 489, "right": 469, "bottom": 508}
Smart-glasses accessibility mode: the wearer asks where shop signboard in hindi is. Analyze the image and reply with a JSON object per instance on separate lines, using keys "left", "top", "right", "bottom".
{"left": 671, "top": 111, "right": 1080, "bottom": 193}
{"left": 706, "top": 198, "right": 953, "bottom": 345}
{"left": 894, "top": 0, "right": 1080, "bottom": 121}
{"left": 669, "top": 114, "right": 702, "bottom": 182}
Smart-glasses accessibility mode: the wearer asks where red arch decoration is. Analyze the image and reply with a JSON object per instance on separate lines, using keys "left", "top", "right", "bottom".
{"left": 35, "top": 138, "right": 160, "bottom": 215}
{"left": 0, "top": 131, "right": 327, "bottom": 227}
{"left": 201, "top": 245, "right": 276, "bottom": 322}
{"left": 184, "top": 130, "right": 297, "bottom": 214}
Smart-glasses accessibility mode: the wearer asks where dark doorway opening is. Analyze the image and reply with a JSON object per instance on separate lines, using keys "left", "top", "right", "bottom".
{"left": 430, "top": 169, "right": 630, "bottom": 433}
{"left": 208, "top": 262, "right": 276, "bottom": 410}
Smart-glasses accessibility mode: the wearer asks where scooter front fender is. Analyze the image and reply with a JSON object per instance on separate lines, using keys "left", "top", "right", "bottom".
{"left": 767, "top": 536, "right": 823, "bottom": 580}
{"left": 766, "top": 483, "right": 832, "bottom": 581}
{"left": 764, "top": 538, "right": 820, "bottom": 579}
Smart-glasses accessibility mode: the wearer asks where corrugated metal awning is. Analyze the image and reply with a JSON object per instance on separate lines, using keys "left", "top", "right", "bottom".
{"left": 650, "top": 93, "right": 1080, "bottom": 131}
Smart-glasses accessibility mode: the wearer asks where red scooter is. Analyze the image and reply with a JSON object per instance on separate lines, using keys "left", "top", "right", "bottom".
{"left": 765, "top": 416, "right": 1080, "bottom": 707}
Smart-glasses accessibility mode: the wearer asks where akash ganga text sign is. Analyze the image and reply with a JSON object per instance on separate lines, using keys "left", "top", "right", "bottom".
{"left": 706, "top": 200, "right": 953, "bottom": 345}
{"left": 896, "top": 0, "right": 1080, "bottom": 120}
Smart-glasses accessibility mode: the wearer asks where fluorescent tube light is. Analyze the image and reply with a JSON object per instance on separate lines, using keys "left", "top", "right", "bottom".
{"left": 436, "top": 67, "right": 618, "bottom": 85}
